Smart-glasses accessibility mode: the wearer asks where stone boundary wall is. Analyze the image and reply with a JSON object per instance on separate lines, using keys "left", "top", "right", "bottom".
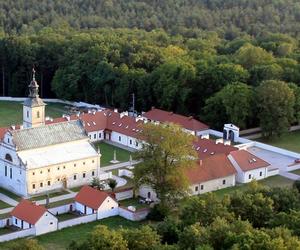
{"left": 119, "top": 206, "right": 150, "bottom": 221}
{"left": 58, "top": 213, "right": 97, "bottom": 230}
{"left": 115, "top": 189, "right": 134, "bottom": 201}
{"left": 0, "top": 228, "right": 35, "bottom": 242}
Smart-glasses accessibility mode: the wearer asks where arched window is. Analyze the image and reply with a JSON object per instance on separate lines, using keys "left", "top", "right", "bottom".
{"left": 5, "top": 154, "right": 12, "bottom": 162}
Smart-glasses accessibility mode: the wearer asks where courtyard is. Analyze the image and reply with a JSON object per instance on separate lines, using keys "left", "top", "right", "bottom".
{"left": 0, "top": 101, "right": 67, "bottom": 127}
{"left": 94, "top": 142, "right": 132, "bottom": 167}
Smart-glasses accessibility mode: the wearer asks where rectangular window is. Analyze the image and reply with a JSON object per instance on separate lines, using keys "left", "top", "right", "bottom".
{"left": 195, "top": 186, "right": 198, "bottom": 192}
{"left": 99, "top": 133, "right": 101, "bottom": 138}
{"left": 135, "top": 141, "right": 138, "bottom": 147}
{"left": 15, "top": 218, "right": 17, "bottom": 224}
{"left": 249, "top": 174, "right": 252, "bottom": 179}
{"left": 48, "top": 169, "right": 50, "bottom": 173}
{"left": 260, "top": 171, "right": 262, "bottom": 176}
{"left": 5, "top": 166, "right": 7, "bottom": 177}
{"left": 48, "top": 181, "right": 51, "bottom": 186}
{"left": 83, "top": 173, "right": 86, "bottom": 178}
{"left": 223, "top": 179, "right": 226, "bottom": 185}
{"left": 74, "top": 164, "right": 76, "bottom": 167}
{"left": 40, "top": 182, "right": 43, "bottom": 187}
{"left": 57, "top": 167, "right": 60, "bottom": 170}
{"left": 40, "top": 170, "right": 43, "bottom": 174}
{"left": 89, "top": 135, "right": 91, "bottom": 139}
{"left": 92, "top": 160, "right": 95, "bottom": 163}
{"left": 92, "top": 171, "right": 95, "bottom": 176}
{"left": 83, "top": 162, "right": 85, "bottom": 165}
{"left": 9, "top": 168, "right": 12, "bottom": 179}
{"left": 74, "top": 175, "right": 77, "bottom": 180}
{"left": 27, "top": 111, "right": 29, "bottom": 118}
{"left": 130, "top": 139, "right": 132, "bottom": 145}
{"left": 32, "top": 184, "right": 35, "bottom": 189}
{"left": 200, "top": 185, "right": 204, "bottom": 190}
{"left": 63, "top": 166, "right": 66, "bottom": 169}
{"left": 119, "top": 136, "right": 121, "bottom": 142}
{"left": 94, "top": 134, "right": 96, "bottom": 139}
{"left": 32, "top": 172, "right": 35, "bottom": 175}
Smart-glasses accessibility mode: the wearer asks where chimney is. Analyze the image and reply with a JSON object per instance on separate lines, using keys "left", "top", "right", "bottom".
{"left": 114, "top": 108, "right": 118, "bottom": 113}
{"left": 188, "top": 116, "right": 193, "bottom": 120}
{"left": 151, "top": 106, "right": 155, "bottom": 110}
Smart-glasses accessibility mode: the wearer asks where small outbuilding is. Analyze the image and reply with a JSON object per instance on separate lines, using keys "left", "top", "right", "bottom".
{"left": 75, "top": 185, "right": 119, "bottom": 219}
{"left": 228, "top": 150, "right": 270, "bottom": 183}
{"left": 10, "top": 199, "right": 58, "bottom": 235}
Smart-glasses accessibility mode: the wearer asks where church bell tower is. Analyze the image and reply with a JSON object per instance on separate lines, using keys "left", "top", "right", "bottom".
{"left": 23, "top": 68, "right": 46, "bottom": 129}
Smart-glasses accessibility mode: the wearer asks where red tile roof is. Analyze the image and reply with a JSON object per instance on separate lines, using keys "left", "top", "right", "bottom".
{"left": 75, "top": 185, "right": 114, "bottom": 210}
{"left": 143, "top": 108, "right": 209, "bottom": 131}
{"left": 193, "top": 138, "right": 238, "bottom": 159}
{"left": 185, "top": 154, "right": 237, "bottom": 184}
{"left": 0, "top": 127, "right": 8, "bottom": 141}
{"left": 10, "top": 199, "right": 47, "bottom": 225}
{"left": 46, "top": 109, "right": 143, "bottom": 138}
{"left": 230, "top": 150, "right": 270, "bottom": 171}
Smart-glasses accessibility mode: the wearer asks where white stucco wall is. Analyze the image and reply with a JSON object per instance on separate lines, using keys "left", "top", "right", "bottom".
{"left": 97, "top": 196, "right": 119, "bottom": 219}
{"left": 190, "top": 175, "right": 236, "bottom": 195}
{"left": 139, "top": 185, "right": 159, "bottom": 202}
{"left": 75, "top": 201, "right": 95, "bottom": 215}
{"left": 12, "top": 216, "right": 31, "bottom": 229}
{"left": 240, "top": 168, "right": 268, "bottom": 183}
{"left": 35, "top": 211, "right": 58, "bottom": 235}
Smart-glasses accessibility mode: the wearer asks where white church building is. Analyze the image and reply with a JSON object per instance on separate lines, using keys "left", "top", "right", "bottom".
{"left": 0, "top": 69, "right": 101, "bottom": 197}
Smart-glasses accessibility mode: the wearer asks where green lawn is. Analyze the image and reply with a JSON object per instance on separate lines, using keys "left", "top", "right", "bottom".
{"left": 291, "top": 169, "right": 300, "bottom": 176}
{"left": 0, "top": 101, "right": 67, "bottom": 127}
{"left": 257, "top": 130, "right": 300, "bottom": 153}
{"left": 95, "top": 142, "right": 132, "bottom": 166}
{"left": 0, "top": 200, "right": 11, "bottom": 209}
{"left": 119, "top": 198, "right": 149, "bottom": 209}
{"left": 214, "top": 175, "right": 295, "bottom": 198}
{"left": 30, "top": 190, "right": 70, "bottom": 201}
{"left": 56, "top": 213, "right": 79, "bottom": 221}
{"left": 0, "top": 227, "right": 14, "bottom": 236}
{"left": 0, "top": 187, "right": 21, "bottom": 201}
{"left": 0, "top": 216, "right": 143, "bottom": 250}
{"left": 47, "top": 198, "right": 74, "bottom": 208}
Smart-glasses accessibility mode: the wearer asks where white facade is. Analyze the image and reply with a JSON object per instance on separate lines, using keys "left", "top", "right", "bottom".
{"left": 139, "top": 185, "right": 159, "bottom": 202}
{"left": 12, "top": 211, "right": 57, "bottom": 236}
{"left": 190, "top": 175, "right": 236, "bottom": 195}
{"left": 228, "top": 155, "right": 268, "bottom": 183}
{"left": 34, "top": 211, "right": 58, "bottom": 235}
{"left": 75, "top": 196, "right": 119, "bottom": 220}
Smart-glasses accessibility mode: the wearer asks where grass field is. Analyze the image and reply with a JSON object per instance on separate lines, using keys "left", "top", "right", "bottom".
{"left": 0, "top": 187, "right": 21, "bottom": 201}
{"left": 0, "top": 216, "right": 143, "bottom": 250}
{"left": 291, "top": 169, "right": 300, "bottom": 175}
{"left": 214, "top": 175, "right": 295, "bottom": 198}
{"left": 56, "top": 213, "right": 79, "bottom": 221}
{"left": 94, "top": 142, "right": 132, "bottom": 166}
{"left": 119, "top": 198, "right": 149, "bottom": 209}
{"left": 257, "top": 131, "right": 300, "bottom": 153}
{"left": 0, "top": 101, "right": 67, "bottom": 127}
{"left": 0, "top": 200, "right": 11, "bottom": 209}
{"left": 30, "top": 190, "right": 70, "bottom": 201}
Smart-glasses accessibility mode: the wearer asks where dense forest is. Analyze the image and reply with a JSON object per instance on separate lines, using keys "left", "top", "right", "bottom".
{"left": 0, "top": 0, "right": 300, "bottom": 132}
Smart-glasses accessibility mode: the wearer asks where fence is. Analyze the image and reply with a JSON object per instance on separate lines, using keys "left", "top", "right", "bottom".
{"left": 58, "top": 213, "right": 97, "bottom": 230}
{"left": 119, "top": 207, "right": 150, "bottom": 221}
{"left": 0, "top": 228, "right": 35, "bottom": 242}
